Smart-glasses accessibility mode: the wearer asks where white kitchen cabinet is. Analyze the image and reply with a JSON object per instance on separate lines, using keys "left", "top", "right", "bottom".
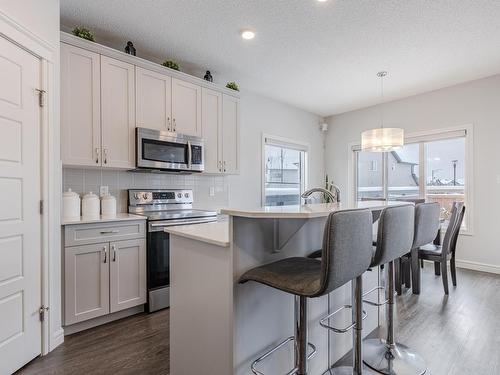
{"left": 64, "top": 243, "right": 110, "bottom": 325}
{"left": 100, "top": 56, "right": 136, "bottom": 169}
{"left": 136, "top": 66, "right": 172, "bottom": 132}
{"left": 201, "top": 88, "right": 222, "bottom": 173}
{"left": 61, "top": 44, "right": 101, "bottom": 167}
{"left": 110, "top": 239, "right": 147, "bottom": 313}
{"left": 172, "top": 78, "right": 202, "bottom": 137}
{"left": 221, "top": 94, "right": 240, "bottom": 174}
{"left": 63, "top": 220, "right": 146, "bottom": 328}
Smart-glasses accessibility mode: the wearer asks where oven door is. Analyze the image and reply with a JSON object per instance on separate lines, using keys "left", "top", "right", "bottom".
{"left": 136, "top": 127, "right": 204, "bottom": 172}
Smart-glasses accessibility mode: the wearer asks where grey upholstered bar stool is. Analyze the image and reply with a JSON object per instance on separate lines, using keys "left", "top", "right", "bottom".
{"left": 239, "top": 209, "right": 374, "bottom": 375}
{"left": 362, "top": 204, "right": 428, "bottom": 375}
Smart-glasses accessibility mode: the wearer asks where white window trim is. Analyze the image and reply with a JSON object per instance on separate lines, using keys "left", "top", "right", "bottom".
{"left": 348, "top": 124, "right": 474, "bottom": 236}
{"left": 261, "top": 133, "right": 309, "bottom": 207}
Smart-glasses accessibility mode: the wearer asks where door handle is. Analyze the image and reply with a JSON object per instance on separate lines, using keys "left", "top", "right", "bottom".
{"left": 173, "top": 118, "right": 176, "bottom": 132}
{"left": 112, "top": 245, "right": 116, "bottom": 262}
{"left": 167, "top": 117, "right": 171, "bottom": 131}
{"left": 187, "top": 140, "right": 192, "bottom": 168}
{"left": 218, "top": 160, "right": 222, "bottom": 172}
{"left": 103, "top": 148, "right": 108, "bottom": 164}
{"left": 95, "top": 148, "right": 100, "bottom": 164}
{"left": 103, "top": 246, "right": 107, "bottom": 263}
{"left": 223, "top": 160, "right": 227, "bottom": 173}
{"left": 100, "top": 230, "right": 120, "bottom": 234}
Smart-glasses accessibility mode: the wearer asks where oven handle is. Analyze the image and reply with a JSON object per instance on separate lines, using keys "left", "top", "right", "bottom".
{"left": 149, "top": 217, "right": 217, "bottom": 232}
{"left": 187, "top": 140, "right": 192, "bottom": 169}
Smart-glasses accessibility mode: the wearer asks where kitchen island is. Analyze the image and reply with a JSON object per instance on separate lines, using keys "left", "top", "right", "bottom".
{"left": 167, "top": 202, "right": 404, "bottom": 375}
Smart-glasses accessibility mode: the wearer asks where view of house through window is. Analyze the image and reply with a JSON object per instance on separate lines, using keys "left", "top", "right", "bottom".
{"left": 355, "top": 130, "right": 468, "bottom": 226}
{"left": 264, "top": 138, "right": 307, "bottom": 206}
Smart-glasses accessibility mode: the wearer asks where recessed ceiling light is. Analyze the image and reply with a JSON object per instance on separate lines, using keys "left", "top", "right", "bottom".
{"left": 241, "top": 30, "right": 255, "bottom": 40}
{"left": 317, "top": 0, "right": 328, "bottom": 2}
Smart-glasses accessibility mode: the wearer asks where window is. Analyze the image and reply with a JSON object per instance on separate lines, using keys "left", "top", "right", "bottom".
{"left": 353, "top": 126, "right": 472, "bottom": 232}
{"left": 263, "top": 135, "right": 308, "bottom": 206}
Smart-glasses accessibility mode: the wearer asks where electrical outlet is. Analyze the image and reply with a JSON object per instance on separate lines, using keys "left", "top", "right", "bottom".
{"left": 209, "top": 186, "right": 215, "bottom": 197}
{"left": 100, "top": 185, "right": 109, "bottom": 197}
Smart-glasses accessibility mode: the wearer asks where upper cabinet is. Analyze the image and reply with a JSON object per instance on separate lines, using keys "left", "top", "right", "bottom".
{"left": 60, "top": 34, "right": 239, "bottom": 172}
{"left": 61, "top": 44, "right": 101, "bottom": 167}
{"left": 221, "top": 94, "right": 240, "bottom": 174}
{"left": 101, "top": 56, "right": 135, "bottom": 169}
{"left": 172, "top": 78, "right": 202, "bottom": 137}
{"left": 136, "top": 67, "right": 172, "bottom": 132}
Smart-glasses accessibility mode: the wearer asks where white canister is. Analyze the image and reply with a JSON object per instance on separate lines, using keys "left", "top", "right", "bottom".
{"left": 62, "top": 188, "right": 80, "bottom": 220}
{"left": 101, "top": 193, "right": 117, "bottom": 218}
{"left": 82, "top": 191, "right": 100, "bottom": 219}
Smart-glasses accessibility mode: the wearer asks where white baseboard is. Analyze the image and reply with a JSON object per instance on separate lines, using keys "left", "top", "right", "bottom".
{"left": 455, "top": 259, "right": 500, "bottom": 275}
{"left": 50, "top": 328, "right": 64, "bottom": 351}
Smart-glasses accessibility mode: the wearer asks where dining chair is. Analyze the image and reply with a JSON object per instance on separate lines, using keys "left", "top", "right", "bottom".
{"left": 416, "top": 202, "right": 465, "bottom": 294}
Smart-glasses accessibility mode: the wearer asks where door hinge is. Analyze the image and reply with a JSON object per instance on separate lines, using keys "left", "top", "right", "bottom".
{"left": 39, "top": 200, "right": 44, "bottom": 215}
{"left": 39, "top": 305, "right": 49, "bottom": 322}
{"left": 35, "top": 88, "right": 46, "bottom": 108}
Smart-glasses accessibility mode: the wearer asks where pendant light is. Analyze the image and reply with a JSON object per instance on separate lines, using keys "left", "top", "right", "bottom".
{"left": 361, "top": 71, "right": 404, "bottom": 152}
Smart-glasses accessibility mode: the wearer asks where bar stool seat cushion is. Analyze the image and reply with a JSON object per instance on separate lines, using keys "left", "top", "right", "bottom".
{"left": 239, "top": 257, "right": 322, "bottom": 297}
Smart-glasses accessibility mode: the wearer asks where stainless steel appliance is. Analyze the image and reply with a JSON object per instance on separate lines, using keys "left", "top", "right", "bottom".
{"left": 135, "top": 127, "right": 204, "bottom": 173}
{"left": 128, "top": 189, "right": 217, "bottom": 312}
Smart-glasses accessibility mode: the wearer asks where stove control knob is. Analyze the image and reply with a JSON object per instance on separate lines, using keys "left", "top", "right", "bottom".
{"left": 143, "top": 193, "right": 150, "bottom": 200}
{"left": 177, "top": 193, "right": 182, "bottom": 198}
{"left": 134, "top": 193, "right": 140, "bottom": 200}
{"left": 184, "top": 193, "right": 189, "bottom": 198}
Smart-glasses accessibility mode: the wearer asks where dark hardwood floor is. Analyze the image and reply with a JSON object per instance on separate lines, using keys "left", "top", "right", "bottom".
{"left": 18, "top": 264, "right": 500, "bottom": 375}
{"left": 17, "top": 309, "right": 169, "bottom": 375}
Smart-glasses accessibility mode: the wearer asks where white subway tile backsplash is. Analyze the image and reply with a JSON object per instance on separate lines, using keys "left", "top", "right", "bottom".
{"left": 63, "top": 168, "right": 229, "bottom": 212}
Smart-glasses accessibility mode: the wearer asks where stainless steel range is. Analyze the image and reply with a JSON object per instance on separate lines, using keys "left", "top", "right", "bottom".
{"left": 128, "top": 189, "right": 217, "bottom": 312}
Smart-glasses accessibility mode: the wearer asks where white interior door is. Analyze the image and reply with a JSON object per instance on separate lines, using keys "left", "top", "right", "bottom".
{"left": 0, "top": 36, "right": 42, "bottom": 375}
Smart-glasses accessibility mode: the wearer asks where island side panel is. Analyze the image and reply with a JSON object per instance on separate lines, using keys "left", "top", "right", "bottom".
{"left": 170, "top": 235, "right": 233, "bottom": 375}
{"left": 231, "top": 215, "right": 380, "bottom": 375}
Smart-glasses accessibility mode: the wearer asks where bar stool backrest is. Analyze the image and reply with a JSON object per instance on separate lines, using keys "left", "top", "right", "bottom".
{"left": 371, "top": 204, "right": 415, "bottom": 267}
{"left": 314, "top": 209, "right": 373, "bottom": 297}
{"left": 413, "top": 203, "right": 441, "bottom": 249}
{"left": 442, "top": 202, "right": 465, "bottom": 256}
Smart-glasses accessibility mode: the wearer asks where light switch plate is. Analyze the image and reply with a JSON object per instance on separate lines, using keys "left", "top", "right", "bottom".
{"left": 100, "top": 185, "right": 109, "bottom": 197}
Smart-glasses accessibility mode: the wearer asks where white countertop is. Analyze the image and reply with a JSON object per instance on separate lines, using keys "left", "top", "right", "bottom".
{"left": 62, "top": 213, "right": 146, "bottom": 225}
{"left": 165, "top": 221, "right": 229, "bottom": 247}
{"left": 220, "top": 200, "right": 409, "bottom": 219}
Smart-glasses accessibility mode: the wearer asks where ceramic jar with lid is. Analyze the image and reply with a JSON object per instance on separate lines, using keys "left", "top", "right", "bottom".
{"left": 101, "top": 193, "right": 117, "bottom": 218}
{"left": 62, "top": 188, "right": 80, "bottom": 220}
{"left": 82, "top": 191, "right": 100, "bottom": 219}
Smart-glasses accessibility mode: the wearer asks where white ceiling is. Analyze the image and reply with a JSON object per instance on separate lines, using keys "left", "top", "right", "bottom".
{"left": 60, "top": 0, "right": 500, "bottom": 116}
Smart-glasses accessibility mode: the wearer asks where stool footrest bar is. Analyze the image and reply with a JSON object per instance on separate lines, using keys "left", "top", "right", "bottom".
{"left": 363, "top": 286, "right": 389, "bottom": 307}
{"left": 319, "top": 305, "right": 367, "bottom": 334}
{"left": 250, "top": 336, "right": 317, "bottom": 375}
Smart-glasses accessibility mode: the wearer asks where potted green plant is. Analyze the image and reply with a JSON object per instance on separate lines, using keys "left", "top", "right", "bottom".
{"left": 226, "top": 82, "right": 239, "bottom": 91}
{"left": 162, "top": 60, "right": 180, "bottom": 71}
{"left": 72, "top": 26, "right": 95, "bottom": 42}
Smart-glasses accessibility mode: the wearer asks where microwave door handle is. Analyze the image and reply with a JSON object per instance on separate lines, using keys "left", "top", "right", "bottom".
{"left": 187, "top": 140, "right": 192, "bottom": 169}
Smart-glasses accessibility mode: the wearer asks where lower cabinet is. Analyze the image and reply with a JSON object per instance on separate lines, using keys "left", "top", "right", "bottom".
{"left": 63, "top": 222, "right": 146, "bottom": 326}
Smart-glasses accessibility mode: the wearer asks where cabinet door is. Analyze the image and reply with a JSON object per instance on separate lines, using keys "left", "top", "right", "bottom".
{"left": 201, "top": 88, "right": 222, "bottom": 173}
{"left": 172, "top": 78, "right": 202, "bottom": 137}
{"left": 101, "top": 56, "right": 136, "bottom": 169}
{"left": 136, "top": 67, "right": 172, "bottom": 132}
{"left": 61, "top": 44, "right": 101, "bottom": 167}
{"left": 110, "top": 239, "right": 146, "bottom": 313}
{"left": 64, "top": 243, "right": 109, "bottom": 325}
{"left": 221, "top": 95, "right": 240, "bottom": 174}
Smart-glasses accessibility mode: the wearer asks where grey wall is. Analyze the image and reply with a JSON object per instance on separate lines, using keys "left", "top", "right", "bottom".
{"left": 325, "top": 74, "right": 500, "bottom": 271}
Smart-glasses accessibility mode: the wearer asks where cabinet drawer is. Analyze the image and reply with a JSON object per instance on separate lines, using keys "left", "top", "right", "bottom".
{"left": 65, "top": 220, "right": 146, "bottom": 247}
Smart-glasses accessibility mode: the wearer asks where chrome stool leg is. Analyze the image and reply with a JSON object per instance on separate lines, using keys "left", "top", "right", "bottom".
{"left": 323, "top": 275, "right": 367, "bottom": 375}
{"left": 363, "top": 261, "right": 426, "bottom": 375}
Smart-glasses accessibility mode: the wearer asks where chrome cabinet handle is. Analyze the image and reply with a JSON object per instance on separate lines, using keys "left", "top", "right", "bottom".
{"left": 112, "top": 245, "right": 116, "bottom": 262}
{"left": 173, "top": 118, "right": 176, "bottom": 132}
{"left": 95, "top": 148, "right": 100, "bottom": 164}
{"left": 103, "top": 148, "right": 108, "bottom": 164}
{"left": 167, "top": 117, "right": 171, "bottom": 131}
{"left": 100, "top": 230, "right": 119, "bottom": 234}
{"left": 187, "top": 140, "right": 192, "bottom": 168}
{"left": 103, "top": 246, "right": 107, "bottom": 263}
{"left": 218, "top": 160, "right": 222, "bottom": 172}
{"left": 223, "top": 160, "right": 227, "bottom": 173}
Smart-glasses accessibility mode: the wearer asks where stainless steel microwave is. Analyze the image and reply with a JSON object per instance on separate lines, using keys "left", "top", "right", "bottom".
{"left": 135, "top": 127, "right": 204, "bottom": 173}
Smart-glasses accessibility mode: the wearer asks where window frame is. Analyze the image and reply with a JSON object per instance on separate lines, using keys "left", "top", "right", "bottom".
{"left": 348, "top": 124, "right": 474, "bottom": 235}
{"left": 261, "top": 133, "right": 309, "bottom": 207}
